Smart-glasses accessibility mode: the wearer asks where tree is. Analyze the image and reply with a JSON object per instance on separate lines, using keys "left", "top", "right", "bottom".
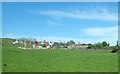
{"left": 19, "top": 38, "right": 37, "bottom": 48}
{"left": 91, "top": 42, "right": 103, "bottom": 49}
{"left": 107, "top": 43, "right": 110, "bottom": 47}
{"left": 102, "top": 41, "right": 108, "bottom": 47}
{"left": 59, "top": 42, "right": 66, "bottom": 46}
{"left": 67, "top": 40, "right": 75, "bottom": 46}
{"left": 87, "top": 43, "right": 93, "bottom": 49}
{"left": 96, "top": 42, "right": 102, "bottom": 49}
{"left": 19, "top": 38, "right": 27, "bottom": 48}
{"left": 43, "top": 40, "right": 46, "bottom": 43}
{"left": 53, "top": 42, "right": 60, "bottom": 48}
{"left": 116, "top": 40, "right": 119, "bottom": 46}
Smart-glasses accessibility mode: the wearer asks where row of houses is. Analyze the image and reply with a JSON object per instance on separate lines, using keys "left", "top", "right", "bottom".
{"left": 12, "top": 40, "right": 89, "bottom": 49}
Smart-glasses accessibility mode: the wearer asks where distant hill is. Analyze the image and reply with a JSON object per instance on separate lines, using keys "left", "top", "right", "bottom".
{"left": 2, "top": 38, "right": 18, "bottom": 47}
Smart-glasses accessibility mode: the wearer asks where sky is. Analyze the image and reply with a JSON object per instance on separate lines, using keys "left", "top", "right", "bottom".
{"left": 2, "top": 2, "right": 118, "bottom": 45}
{"left": 2, "top": 0, "right": 119, "bottom": 2}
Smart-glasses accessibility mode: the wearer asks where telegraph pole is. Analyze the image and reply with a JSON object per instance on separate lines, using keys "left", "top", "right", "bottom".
{"left": 83, "top": 33, "right": 86, "bottom": 44}
{"left": 40, "top": 34, "right": 43, "bottom": 42}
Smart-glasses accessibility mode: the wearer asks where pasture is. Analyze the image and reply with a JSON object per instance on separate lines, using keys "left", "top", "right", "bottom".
{"left": 2, "top": 46, "right": 118, "bottom": 72}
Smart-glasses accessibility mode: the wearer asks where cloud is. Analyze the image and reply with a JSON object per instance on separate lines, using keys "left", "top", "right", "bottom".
{"left": 47, "top": 20, "right": 62, "bottom": 26}
{"left": 35, "top": 8, "right": 117, "bottom": 21}
{"left": 82, "top": 26, "right": 118, "bottom": 45}
{"left": 83, "top": 26, "right": 118, "bottom": 37}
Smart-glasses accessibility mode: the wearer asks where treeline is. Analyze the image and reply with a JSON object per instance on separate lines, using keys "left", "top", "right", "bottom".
{"left": 87, "top": 41, "right": 110, "bottom": 50}
{"left": 87, "top": 41, "right": 120, "bottom": 51}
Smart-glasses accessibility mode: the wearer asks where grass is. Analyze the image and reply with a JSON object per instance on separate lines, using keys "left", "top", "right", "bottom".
{"left": 0, "top": 38, "right": 2, "bottom": 73}
{"left": 2, "top": 46, "right": 118, "bottom": 72}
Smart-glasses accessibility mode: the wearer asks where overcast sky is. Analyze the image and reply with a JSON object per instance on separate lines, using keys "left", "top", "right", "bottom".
{"left": 2, "top": 2, "right": 118, "bottom": 45}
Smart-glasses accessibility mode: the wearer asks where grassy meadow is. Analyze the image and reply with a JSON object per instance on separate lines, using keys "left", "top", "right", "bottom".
{"left": 2, "top": 46, "right": 118, "bottom": 72}
{"left": 0, "top": 38, "right": 2, "bottom": 73}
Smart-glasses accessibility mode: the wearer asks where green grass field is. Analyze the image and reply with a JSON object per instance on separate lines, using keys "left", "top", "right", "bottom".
{"left": 2, "top": 46, "right": 118, "bottom": 72}
{"left": 0, "top": 48, "right": 1, "bottom": 73}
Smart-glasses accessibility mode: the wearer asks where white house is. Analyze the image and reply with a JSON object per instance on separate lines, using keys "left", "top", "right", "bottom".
{"left": 12, "top": 40, "right": 19, "bottom": 44}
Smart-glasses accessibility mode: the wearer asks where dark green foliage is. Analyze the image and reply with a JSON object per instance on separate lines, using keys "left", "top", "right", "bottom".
{"left": 52, "top": 42, "right": 60, "bottom": 48}
{"left": 102, "top": 41, "right": 108, "bottom": 47}
{"left": 42, "top": 44, "right": 46, "bottom": 47}
{"left": 53, "top": 42, "right": 60, "bottom": 46}
{"left": 88, "top": 42, "right": 103, "bottom": 49}
{"left": 67, "top": 40, "right": 75, "bottom": 46}
{"left": 87, "top": 41, "right": 110, "bottom": 50}
{"left": 107, "top": 43, "right": 110, "bottom": 47}
{"left": 111, "top": 49, "right": 119, "bottom": 53}
{"left": 87, "top": 46, "right": 91, "bottom": 49}
{"left": 59, "top": 42, "right": 66, "bottom": 46}
{"left": 116, "top": 40, "right": 119, "bottom": 46}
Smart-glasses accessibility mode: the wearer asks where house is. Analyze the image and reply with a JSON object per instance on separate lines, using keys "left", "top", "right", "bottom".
{"left": 33, "top": 41, "right": 52, "bottom": 49}
{"left": 33, "top": 41, "right": 42, "bottom": 49}
{"left": 12, "top": 40, "right": 19, "bottom": 44}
